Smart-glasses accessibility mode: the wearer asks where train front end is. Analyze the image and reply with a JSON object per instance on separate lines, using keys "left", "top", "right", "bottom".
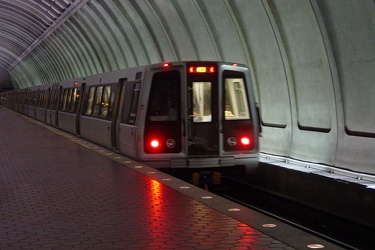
{"left": 140, "top": 61, "right": 259, "bottom": 173}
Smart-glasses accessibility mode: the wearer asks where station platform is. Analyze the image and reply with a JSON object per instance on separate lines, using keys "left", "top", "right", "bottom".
{"left": 0, "top": 106, "right": 343, "bottom": 249}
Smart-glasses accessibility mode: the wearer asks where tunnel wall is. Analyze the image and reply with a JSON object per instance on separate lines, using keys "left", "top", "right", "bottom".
{"left": 9, "top": 0, "right": 375, "bottom": 175}
{"left": 0, "top": 68, "right": 13, "bottom": 91}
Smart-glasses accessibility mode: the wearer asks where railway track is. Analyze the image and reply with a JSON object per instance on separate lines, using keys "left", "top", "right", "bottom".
{"left": 163, "top": 168, "right": 375, "bottom": 250}
{"left": 218, "top": 175, "right": 375, "bottom": 250}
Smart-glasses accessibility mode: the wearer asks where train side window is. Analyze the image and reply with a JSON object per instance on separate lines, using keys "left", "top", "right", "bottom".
{"left": 51, "top": 89, "right": 59, "bottom": 110}
{"left": 120, "top": 82, "right": 140, "bottom": 124}
{"left": 36, "top": 91, "right": 41, "bottom": 107}
{"left": 224, "top": 73, "right": 250, "bottom": 120}
{"left": 34, "top": 92, "right": 38, "bottom": 106}
{"left": 47, "top": 90, "right": 52, "bottom": 109}
{"left": 37, "top": 91, "right": 42, "bottom": 107}
{"left": 42, "top": 91, "right": 48, "bottom": 108}
{"left": 92, "top": 86, "right": 103, "bottom": 116}
{"left": 85, "top": 87, "right": 96, "bottom": 115}
{"left": 51, "top": 90, "right": 56, "bottom": 109}
{"left": 27, "top": 92, "right": 31, "bottom": 106}
{"left": 30, "top": 92, "right": 33, "bottom": 106}
{"left": 60, "top": 89, "right": 68, "bottom": 111}
{"left": 54, "top": 89, "right": 59, "bottom": 110}
{"left": 44, "top": 91, "right": 48, "bottom": 107}
{"left": 35, "top": 91, "right": 39, "bottom": 107}
{"left": 66, "top": 88, "right": 73, "bottom": 111}
{"left": 109, "top": 85, "right": 116, "bottom": 115}
{"left": 127, "top": 83, "right": 141, "bottom": 125}
{"left": 70, "top": 88, "right": 78, "bottom": 112}
{"left": 120, "top": 83, "right": 132, "bottom": 124}
{"left": 28, "top": 92, "right": 32, "bottom": 106}
{"left": 99, "top": 86, "right": 111, "bottom": 118}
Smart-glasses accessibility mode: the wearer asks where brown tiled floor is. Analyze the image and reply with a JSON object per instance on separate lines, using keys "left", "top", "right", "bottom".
{"left": 0, "top": 107, "right": 342, "bottom": 249}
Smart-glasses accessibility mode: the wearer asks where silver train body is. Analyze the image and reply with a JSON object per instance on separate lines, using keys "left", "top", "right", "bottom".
{"left": 1, "top": 61, "right": 259, "bottom": 171}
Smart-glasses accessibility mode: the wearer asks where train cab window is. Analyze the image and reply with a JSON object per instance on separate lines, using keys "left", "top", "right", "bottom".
{"left": 147, "top": 71, "right": 180, "bottom": 122}
{"left": 192, "top": 82, "right": 211, "bottom": 122}
{"left": 99, "top": 86, "right": 111, "bottom": 118}
{"left": 85, "top": 87, "right": 95, "bottom": 115}
{"left": 224, "top": 73, "right": 250, "bottom": 120}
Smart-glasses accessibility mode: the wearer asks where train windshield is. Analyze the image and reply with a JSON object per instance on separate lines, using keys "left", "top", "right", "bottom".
{"left": 192, "top": 82, "right": 211, "bottom": 122}
{"left": 146, "top": 71, "right": 180, "bottom": 121}
{"left": 224, "top": 77, "right": 250, "bottom": 120}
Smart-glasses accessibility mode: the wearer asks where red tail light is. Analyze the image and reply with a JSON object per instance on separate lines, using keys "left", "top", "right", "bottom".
{"left": 241, "top": 137, "right": 250, "bottom": 146}
{"left": 150, "top": 139, "right": 160, "bottom": 148}
{"left": 223, "top": 122, "right": 254, "bottom": 152}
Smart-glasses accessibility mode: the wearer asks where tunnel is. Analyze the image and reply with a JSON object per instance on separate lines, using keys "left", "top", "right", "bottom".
{"left": 0, "top": 0, "right": 374, "bottom": 175}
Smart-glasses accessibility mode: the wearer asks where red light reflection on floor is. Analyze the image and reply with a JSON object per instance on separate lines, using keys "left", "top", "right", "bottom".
{"left": 146, "top": 179, "right": 168, "bottom": 238}
{"left": 236, "top": 222, "right": 261, "bottom": 247}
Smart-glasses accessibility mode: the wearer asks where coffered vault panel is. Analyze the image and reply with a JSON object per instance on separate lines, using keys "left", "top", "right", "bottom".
{"left": 0, "top": 0, "right": 374, "bottom": 175}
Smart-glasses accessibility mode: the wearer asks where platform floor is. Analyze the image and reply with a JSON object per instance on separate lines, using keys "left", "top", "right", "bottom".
{"left": 0, "top": 107, "right": 343, "bottom": 249}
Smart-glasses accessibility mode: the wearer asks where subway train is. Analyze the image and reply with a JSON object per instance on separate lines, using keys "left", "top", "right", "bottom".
{"left": 1, "top": 61, "right": 259, "bottom": 172}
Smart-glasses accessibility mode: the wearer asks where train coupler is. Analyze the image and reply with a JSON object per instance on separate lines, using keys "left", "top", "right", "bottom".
{"left": 192, "top": 171, "right": 221, "bottom": 191}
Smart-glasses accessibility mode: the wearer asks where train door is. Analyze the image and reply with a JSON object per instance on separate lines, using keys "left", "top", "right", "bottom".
{"left": 53, "top": 87, "right": 62, "bottom": 127}
{"left": 112, "top": 79, "right": 125, "bottom": 150}
{"left": 118, "top": 81, "right": 141, "bottom": 158}
{"left": 187, "top": 65, "right": 219, "bottom": 157}
{"left": 143, "top": 70, "right": 182, "bottom": 158}
{"left": 221, "top": 70, "right": 255, "bottom": 153}
{"left": 31, "top": 90, "right": 37, "bottom": 118}
{"left": 75, "top": 83, "right": 85, "bottom": 136}
{"left": 49, "top": 87, "right": 59, "bottom": 127}
{"left": 24, "top": 91, "right": 30, "bottom": 115}
{"left": 46, "top": 88, "right": 52, "bottom": 124}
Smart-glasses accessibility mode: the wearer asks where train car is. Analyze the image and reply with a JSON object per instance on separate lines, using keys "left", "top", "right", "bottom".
{"left": 45, "top": 83, "right": 60, "bottom": 127}
{"left": 140, "top": 61, "right": 259, "bottom": 171}
{"left": 35, "top": 84, "right": 54, "bottom": 123}
{"left": 2, "top": 61, "right": 259, "bottom": 172}
{"left": 56, "top": 77, "right": 86, "bottom": 134}
{"left": 24, "top": 86, "right": 38, "bottom": 118}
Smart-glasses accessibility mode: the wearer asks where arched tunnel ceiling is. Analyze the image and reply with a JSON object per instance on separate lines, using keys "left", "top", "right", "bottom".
{"left": 0, "top": 0, "right": 374, "bottom": 175}
{"left": 0, "top": 0, "right": 81, "bottom": 70}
